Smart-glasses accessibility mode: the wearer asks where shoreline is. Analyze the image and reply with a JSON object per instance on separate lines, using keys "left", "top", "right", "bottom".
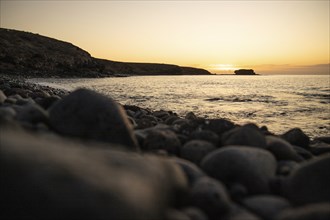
{"left": 25, "top": 74, "right": 330, "bottom": 138}
{"left": 1, "top": 74, "right": 330, "bottom": 220}
{"left": 1, "top": 74, "right": 328, "bottom": 141}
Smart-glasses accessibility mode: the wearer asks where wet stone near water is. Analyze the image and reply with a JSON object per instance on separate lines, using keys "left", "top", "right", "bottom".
{"left": 1, "top": 75, "right": 330, "bottom": 220}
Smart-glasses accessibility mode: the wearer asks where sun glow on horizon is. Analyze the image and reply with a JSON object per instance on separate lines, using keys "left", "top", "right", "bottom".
{"left": 1, "top": 0, "right": 329, "bottom": 74}
{"left": 209, "top": 64, "right": 238, "bottom": 74}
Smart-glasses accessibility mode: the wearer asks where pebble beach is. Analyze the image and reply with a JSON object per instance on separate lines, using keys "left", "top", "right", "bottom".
{"left": 1, "top": 74, "right": 329, "bottom": 220}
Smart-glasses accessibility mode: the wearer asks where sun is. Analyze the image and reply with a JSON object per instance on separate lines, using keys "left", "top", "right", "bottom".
{"left": 209, "top": 64, "right": 237, "bottom": 73}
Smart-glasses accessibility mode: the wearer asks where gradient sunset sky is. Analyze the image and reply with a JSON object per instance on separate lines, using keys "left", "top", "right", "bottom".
{"left": 1, "top": 0, "right": 329, "bottom": 74}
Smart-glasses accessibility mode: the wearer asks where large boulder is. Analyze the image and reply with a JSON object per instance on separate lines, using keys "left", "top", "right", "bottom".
{"left": 201, "top": 146, "right": 277, "bottom": 194}
{"left": 0, "top": 129, "right": 187, "bottom": 220}
{"left": 49, "top": 88, "right": 138, "bottom": 150}
{"left": 281, "top": 128, "right": 310, "bottom": 149}
{"left": 221, "top": 125, "right": 267, "bottom": 148}
{"left": 266, "top": 136, "right": 303, "bottom": 162}
{"left": 283, "top": 154, "right": 330, "bottom": 205}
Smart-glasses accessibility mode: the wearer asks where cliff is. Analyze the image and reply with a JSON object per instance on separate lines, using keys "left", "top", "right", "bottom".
{"left": 0, "top": 28, "right": 211, "bottom": 77}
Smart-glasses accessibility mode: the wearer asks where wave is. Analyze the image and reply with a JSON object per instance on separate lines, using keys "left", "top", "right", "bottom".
{"left": 204, "top": 95, "right": 288, "bottom": 106}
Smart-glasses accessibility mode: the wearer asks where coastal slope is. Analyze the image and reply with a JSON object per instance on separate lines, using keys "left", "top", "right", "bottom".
{"left": 0, "top": 28, "right": 211, "bottom": 77}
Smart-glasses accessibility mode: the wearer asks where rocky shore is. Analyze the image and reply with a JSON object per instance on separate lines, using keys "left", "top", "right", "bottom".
{"left": 1, "top": 75, "right": 329, "bottom": 220}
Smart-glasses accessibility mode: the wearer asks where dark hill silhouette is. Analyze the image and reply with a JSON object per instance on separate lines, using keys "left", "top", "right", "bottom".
{"left": 0, "top": 28, "right": 211, "bottom": 77}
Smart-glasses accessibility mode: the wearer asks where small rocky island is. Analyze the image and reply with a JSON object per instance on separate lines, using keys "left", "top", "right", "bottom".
{"left": 234, "top": 69, "right": 257, "bottom": 75}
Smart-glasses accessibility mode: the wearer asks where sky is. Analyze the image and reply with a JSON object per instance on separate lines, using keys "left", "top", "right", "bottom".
{"left": 1, "top": 0, "right": 329, "bottom": 74}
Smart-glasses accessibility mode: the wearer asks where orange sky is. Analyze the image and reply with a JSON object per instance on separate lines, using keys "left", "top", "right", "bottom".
{"left": 1, "top": 0, "right": 329, "bottom": 74}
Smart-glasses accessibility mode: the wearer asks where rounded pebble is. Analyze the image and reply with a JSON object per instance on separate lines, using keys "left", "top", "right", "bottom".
{"left": 201, "top": 146, "right": 277, "bottom": 194}
{"left": 181, "top": 140, "right": 217, "bottom": 165}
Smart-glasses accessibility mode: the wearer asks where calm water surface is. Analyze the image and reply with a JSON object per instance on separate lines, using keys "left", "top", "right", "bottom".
{"left": 29, "top": 75, "right": 330, "bottom": 137}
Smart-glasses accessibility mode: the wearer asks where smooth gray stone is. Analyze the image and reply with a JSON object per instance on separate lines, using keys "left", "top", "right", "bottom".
{"left": 201, "top": 146, "right": 277, "bottom": 194}
{"left": 313, "top": 136, "right": 330, "bottom": 144}
{"left": 185, "top": 111, "right": 198, "bottom": 120}
{"left": 143, "top": 128, "right": 181, "bottom": 155}
{"left": 189, "top": 177, "right": 231, "bottom": 220}
{"left": 181, "top": 140, "right": 217, "bottom": 165}
{"left": 0, "top": 129, "right": 187, "bottom": 220}
{"left": 242, "top": 195, "right": 291, "bottom": 220}
{"left": 201, "top": 118, "right": 235, "bottom": 136}
{"left": 9, "top": 94, "right": 23, "bottom": 100}
{"left": 281, "top": 128, "right": 310, "bottom": 149}
{"left": 189, "top": 130, "right": 220, "bottom": 146}
{"left": 15, "top": 103, "right": 48, "bottom": 124}
{"left": 0, "top": 106, "right": 16, "bottom": 119}
{"left": 222, "top": 125, "right": 267, "bottom": 148}
{"left": 165, "top": 115, "right": 181, "bottom": 125}
{"left": 275, "top": 203, "right": 330, "bottom": 220}
{"left": 292, "top": 145, "right": 314, "bottom": 160}
{"left": 172, "top": 158, "right": 206, "bottom": 186}
{"left": 4, "top": 97, "right": 16, "bottom": 104}
{"left": 16, "top": 97, "right": 36, "bottom": 105}
{"left": 35, "top": 95, "right": 61, "bottom": 110}
{"left": 49, "top": 88, "right": 138, "bottom": 150}
{"left": 284, "top": 154, "right": 330, "bottom": 205}
{"left": 266, "top": 136, "right": 303, "bottom": 162}
{"left": 309, "top": 142, "right": 330, "bottom": 155}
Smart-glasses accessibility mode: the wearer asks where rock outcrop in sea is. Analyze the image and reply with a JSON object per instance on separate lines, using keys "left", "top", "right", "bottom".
{"left": 1, "top": 75, "right": 329, "bottom": 220}
{"left": 0, "top": 28, "right": 211, "bottom": 77}
{"left": 234, "top": 69, "right": 256, "bottom": 75}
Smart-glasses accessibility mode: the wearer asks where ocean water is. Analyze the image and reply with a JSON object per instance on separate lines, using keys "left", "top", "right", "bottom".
{"left": 29, "top": 75, "right": 330, "bottom": 137}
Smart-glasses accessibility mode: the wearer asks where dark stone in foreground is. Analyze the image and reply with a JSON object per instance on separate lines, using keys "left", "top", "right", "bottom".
{"left": 143, "top": 128, "right": 181, "bottom": 155}
{"left": 189, "top": 177, "right": 231, "bottom": 219}
{"left": 281, "top": 128, "right": 310, "bottom": 149}
{"left": 266, "top": 136, "right": 303, "bottom": 162}
{"left": 180, "top": 140, "right": 217, "bottom": 165}
{"left": 172, "top": 158, "right": 206, "bottom": 186}
{"left": 202, "top": 118, "right": 235, "bottom": 136}
{"left": 284, "top": 154, "right": 330, "bottom": 205}
{"left": 0, "top": 129, "right": 187, "bottom": 220}
{"left": 1, "top": 75, "right": 330, "bottom": 220}
{"left": 49, "top": 88, "right": 138, "bottom": 150}
{"left": 222, "top": 125, "right": 267, "bottom": 148}
{"left": 201, "top": 146, "right": 277, "bottom": 194}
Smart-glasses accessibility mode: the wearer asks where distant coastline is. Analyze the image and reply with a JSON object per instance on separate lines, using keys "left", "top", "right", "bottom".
{"left": 0, "top": 28, "right": 211, "bottom": 78}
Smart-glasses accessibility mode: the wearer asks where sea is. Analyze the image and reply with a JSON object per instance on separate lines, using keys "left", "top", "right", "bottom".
{"left": 28, "top": 75, "right": 330, "bottom": 138}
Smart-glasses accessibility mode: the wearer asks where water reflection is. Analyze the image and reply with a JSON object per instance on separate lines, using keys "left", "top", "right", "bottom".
{"left": 29, "top": 75, "right": 330, "bottom": 137}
